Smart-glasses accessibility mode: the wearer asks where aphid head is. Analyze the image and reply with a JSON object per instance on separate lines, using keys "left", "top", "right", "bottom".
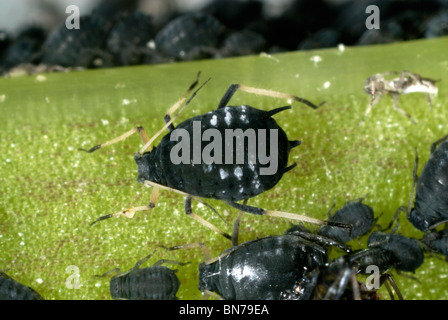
{"left": 198, "top": 262, "right": 217, "bottom": 292}
{"left": 408, "top": 207, "right": 431, "bottom": 232}
{"left": 134, "top": 150, "right": 160, "bottom": 184}
{"left": 363, "top": 75, "right": 384, "bottom": 97}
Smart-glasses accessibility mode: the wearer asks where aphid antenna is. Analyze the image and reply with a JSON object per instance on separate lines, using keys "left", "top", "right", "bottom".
{"left": 138, "top": 75, "right": 211, "bottom": 155}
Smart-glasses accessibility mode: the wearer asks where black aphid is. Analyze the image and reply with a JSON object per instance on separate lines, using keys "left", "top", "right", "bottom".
{"left": 408, "top": 134, "right": 448, "bottom": 231}
{"left": 81, "top": 73, "right": 347, "bottom": 239}
{"left": 97, "top": 251, "right": 187, "bottom": 300}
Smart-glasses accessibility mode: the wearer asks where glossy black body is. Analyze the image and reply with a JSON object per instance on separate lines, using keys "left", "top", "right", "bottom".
{"left": 135, "top": 105, "right": 295, "bottom": 202}
{"left": 198, "top": 235, "right": 328, "bottom": 300}
{"left": 110, "top": 266, "right": 180, "bottom": 300}
{"left": 409, "top": 139, "right": 448, "bottom": 231}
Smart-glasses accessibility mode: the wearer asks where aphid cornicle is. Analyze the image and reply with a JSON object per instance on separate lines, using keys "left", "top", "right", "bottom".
{"left": 407, "top": 134, "right": 448, "bottom": 231}
{"left": 81, "top": 73, "right": 348, "bottom": 239}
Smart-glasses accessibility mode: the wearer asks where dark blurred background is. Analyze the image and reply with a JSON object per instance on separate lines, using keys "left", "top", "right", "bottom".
{"left": 0, "top": 0, "right": 447, "bottom": 75}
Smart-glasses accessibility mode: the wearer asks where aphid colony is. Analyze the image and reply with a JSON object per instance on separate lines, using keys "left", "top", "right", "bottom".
{"left": 82, "top": 71, "right": 445, "bottom": 300}
{"left": 3, "top": 70, "right": 445, "bottom": 300}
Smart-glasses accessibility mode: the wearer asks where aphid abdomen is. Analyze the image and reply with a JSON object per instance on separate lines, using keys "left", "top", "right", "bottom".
{"left": 410, "top": 141, "right": 448, "bottom": 231}
{"left": 156, "top": 105, "right": 294, "bottom": 201}
{"left": 200, "top": 235, "right": 327, "bottom": 300}
{"left": 112, "top": 267, "right": 180, "bottom": 300}
{"left": 367, "top": 232, "right": 424, "bottom": 272}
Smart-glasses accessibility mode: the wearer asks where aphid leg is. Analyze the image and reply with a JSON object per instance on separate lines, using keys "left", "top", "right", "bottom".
{"left": 429, "top": 219, "right": 448, "bottom": 230}
{"left": 382, "top": 280, "right": 395, "bottom": 300}
{"left": 79, "top": 126, "right": 150, "bottom": 153}
{"left": 103, "top": 250, "right": 186, "bottom": 280}
{"left": 232, "top": 200, "right": 247, "bottom": 247}
{"left": 131, "top": 250, "right": 157, "bottom": 268}
{"left": 94, "top": 268, "right": 122, "bottom": 278}
{"left": 326, "top": 197, "right": 337, "bottom": 219}
{"left": 143, "top": 180, "right": 232, "bottom": 240}
{"left": 185, "top": 196, "right": 232, "bottom": 241}
{"left": 264, "top": 105, "right": 292, "bottom": 117}
{"left": 90, "top": 187, "right": 159, "bottom": 226}
{"left": 97, "top": 252, "right": 158, "bottom": 279}
{"left": 79, "top": 72, "right": 208, "bottom": 156}
{"left": 152, "top": 259, "right": 189, "bottom": 267}
{"left": 350, "top": 267, "right": 362, "bottom": 300}
{"left": 217, "top": 84, "right": 322, "bottom": 110}
{"left": 138, "top": 75, "right": 211, "bottom": 155}
{"left": 159, "top": 242, "right": 212, "bottom": 262}
{"left": 225, "top": 200, "right": 352, "bottom": 230}
{"left": 360, "top": 93, "right": 382, "bottom": 124}
{"left": 89, "top": 205, "right": 154, "bottom": 226}
{"left": 382, "top": 206, "right": 407, "bottom": 232}
{"left": 426, "top": 93, "right": 433, "bottom": 109}
{"left": 288, "top": 230, "right": 351, "bottom": 253}
{"left": 380, "top": 274, "right": 403, "bottom": 300}
{"left": 163, "top": 72, "right": 201, "bottom": 132}
{"left": 392, "top": 93, "right": 416, "bottom": 124}
{"left": 323, "top": 266, "right": 352, "bottom": 300}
